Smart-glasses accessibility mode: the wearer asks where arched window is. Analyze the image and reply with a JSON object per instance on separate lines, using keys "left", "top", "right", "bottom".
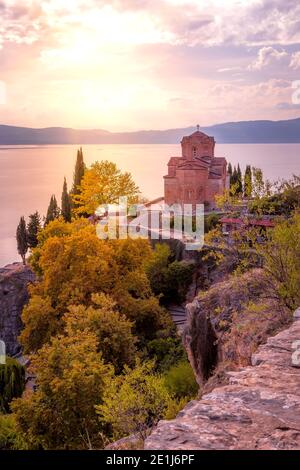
{"left": 192, "top": 146, "right": 197, "bottom": 158}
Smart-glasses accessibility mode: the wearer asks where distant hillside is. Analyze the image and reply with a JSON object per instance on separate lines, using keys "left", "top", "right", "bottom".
{"left": 1, "top": 118, "right": 300, "bottom": 144}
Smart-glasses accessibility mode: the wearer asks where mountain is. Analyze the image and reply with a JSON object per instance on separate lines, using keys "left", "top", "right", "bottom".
{"left": 1, "top": 117, "right": 300, "bottom": 144}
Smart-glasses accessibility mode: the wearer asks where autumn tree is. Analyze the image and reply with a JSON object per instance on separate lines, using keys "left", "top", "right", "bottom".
{"left": 72, "top": 160, "right": 140, "bottom": 215}
{"left": 61, "top": 177, "right": 71, "bottom": 222}
{"left": 19, "top": 295, "right": 60, "bottom": 354}
{"left": 12, "top": 332, "right": 112, "bottom": 449}
{"left": 64, "top": 293, "right": 137, "bottom": 373}
{"left": 16, "top": 216, "right": 28, "bottom": 265}
{"left": 45, "top": 195, "right": 60, "bottom": 226}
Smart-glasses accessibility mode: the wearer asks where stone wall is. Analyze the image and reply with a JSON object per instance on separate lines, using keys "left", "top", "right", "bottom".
{"left": 0, "top": 263, "right": 35, "bottom": 356}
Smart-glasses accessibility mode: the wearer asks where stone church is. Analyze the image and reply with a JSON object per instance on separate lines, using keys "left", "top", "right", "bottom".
{"left": 164, "top": 128, "right": 228, "bottom": 209}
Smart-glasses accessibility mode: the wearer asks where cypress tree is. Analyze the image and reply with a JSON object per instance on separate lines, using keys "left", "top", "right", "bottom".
{"left": 228, "top": 162, "right": 233, "bottom": 178}
{"left": 61, "top": 177, "right": 72, "bottom": 222}
{"left": 230, "top": 166, "right": 238, "bottom": 195}
{"left": 16, "top": 216, "right": 28, "bottom": 265}
{"left": 0, "top": 357, "right": 25, "bottom": 413}
{"left": 45, "top": 195, "right": 60, "bottom": 226}
{"left": 72, "top": 147, "right": 85, "bottom": 196}
{"left": 27, "top": 211, "right": 41, "bottom": 248}
{"left": 237, "top": 164, "right": 243, "bottom": 195}
{"left": 244, "top": 165, "right": 252, "bottom": 198}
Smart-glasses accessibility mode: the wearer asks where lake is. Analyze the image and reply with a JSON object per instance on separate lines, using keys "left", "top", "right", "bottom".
{"left": 0, "top": 143, "right": 299, "bottom": 266}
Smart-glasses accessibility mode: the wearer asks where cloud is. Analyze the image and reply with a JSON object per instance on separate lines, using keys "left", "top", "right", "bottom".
{"left": 248, "top": 46, "right": 289, "bottom": 71}
{"left": 290, "top": 51, "right": 300, "bottom": 70}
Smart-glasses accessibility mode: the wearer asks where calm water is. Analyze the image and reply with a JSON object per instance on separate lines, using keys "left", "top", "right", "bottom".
{"left": 0, "top": 143, "right": 299, "bottom": 266}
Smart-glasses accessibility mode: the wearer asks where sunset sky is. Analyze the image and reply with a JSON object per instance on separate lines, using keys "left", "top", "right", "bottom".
{"left": 1, "top": 0, "right": 300, "bottom": 130}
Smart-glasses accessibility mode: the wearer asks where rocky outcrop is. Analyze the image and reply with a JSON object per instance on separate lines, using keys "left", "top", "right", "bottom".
{"left": 0, "top": 263, "right": 35, "bottom": 356}
{"left": 145, "top": 312, "right": 300, "bottom": 450}
{"left": 183, "top": 269, "right": 291, "bottom": 386}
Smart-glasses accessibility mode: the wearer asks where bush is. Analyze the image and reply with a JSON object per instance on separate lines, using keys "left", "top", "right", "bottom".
{"left": 146, "top": 335, "right": 186, "bottom": 372}
{"left": 204, "top": 214, "right": 220, "bottom": 233}
{"left": 164, "top": 360, "right": 198, "bottom": 399}
{"left": 0, "top": 358, "right": 25, "bottom": 413}
{"left": 146, "top": 244, "right": 194, "bottom": 304}
{"left": 0, "top": 414, "right": 28, "bottom": 450}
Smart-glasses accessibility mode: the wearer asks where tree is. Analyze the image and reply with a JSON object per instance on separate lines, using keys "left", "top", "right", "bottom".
{"left": 61, "top": 177, "right": 71, "bottom": 222}
{"left": 71, "top": 147, "right": 85, "bottom": 196}
{"left": 227, "top": 162, "right": 232, "bottom": 179}
{"left": 244, "top": 165, "right": 252, "bottom": 198}
{"left": 252, "top": 167, "right": 265, "bottom": 199}
{"left": 27, "top": 212, "right": 41, "bottom": 249}
{"left": 236, "top": 164, "right": 243, "bottom": 195}
{"left": 16, "top": 216, "right": 28, "bottom": 265}
{"left": 258, "top": 213, "right": 300, "bottom": 310}
{"left": 12, "top": 332, "right": 112, "bottom": 449}
{"left": 145, "top": 244, "right": 194, "bottom": 304}
{"left": 19, "top": 295, "right": 60, "bottom": 354}
{"left": 72, "top": 160, "right": 140, "bottom": 215}
{"left": 45, "top": 195, "right": 60, "bottom": 226}
{"left": 64, "top": 293, "right": 137, "bottom": 374}
{"left": 96, "top": 360, "right": 173, "bottom": 441}
{"left": 0, "top": 358, "right": 25, "bottom": 413}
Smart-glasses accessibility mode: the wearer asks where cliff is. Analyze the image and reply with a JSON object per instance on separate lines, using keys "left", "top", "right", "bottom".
{"left": 183, "top": 269, "right": 291, "bottom": 387}
{"left": 0, "top": 263, "right": 35, "bottom": 356}
{"left": 145, "top": 311, "right": 300, "bottom": 450}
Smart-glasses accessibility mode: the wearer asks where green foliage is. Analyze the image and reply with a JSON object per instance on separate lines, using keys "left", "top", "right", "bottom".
{"left": 16, "top": 216, "right": 28, "bottom": 265}
{"left": 249, "top": 175, "right": 300, "bottom": 217}
{"left": 163, "top": 360, "right": 198, "bottom": 399}
{"left": 146, "top": 335, "right": 186, "bottom": 372}
{"left": 258, "top": 213, "right": 300, "bottom": 310}
{"left": 96, "top": 361, "right": 173, "bottom": 440}
{"left": 45, "top": 195, "right": 60, "bottom": 226}
{"left": 146, "top": 244, "right": 194, "bottom": 304}
{"left": 0, "top": 414, "right": 29, "bottom": 450}
{"left": 0, "top": 357, "right": 25, "bottom": 413}
{"left": 13, "top": 332, "right": 112, "bottom": 449}
{"left": 204, "top": 213, "right": 220, "bottom": 233}
{"left": 61, "top": 177, "right": 71, "bottom": 222}
{"left": 27, "top": 212, "right": 41, "bottom": 249}
{"left": 71, "top": 147, "right": 85, "bottom": 197}
{"left": 244, "top": 165, "right": 252, "bottom": 198}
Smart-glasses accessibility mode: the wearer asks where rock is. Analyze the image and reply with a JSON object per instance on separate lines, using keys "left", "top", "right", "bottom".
{"left": 0, "top": 263, "right": 35, "bottom": 355}
{"left": 294, "top": 308, "right": 300, "bottom": 320}
{"left": 182, "top": 269, "right": 291, "bottom": 386}
{"left": 145, "top": 318, "right": 300, "bottom": 450}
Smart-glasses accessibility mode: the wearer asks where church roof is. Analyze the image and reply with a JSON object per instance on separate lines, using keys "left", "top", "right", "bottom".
{"left": 181, "top": 130, "right": 214, "bottom": 141}
{"left": 177, "top": 160, "right": 209, "bottom": 170}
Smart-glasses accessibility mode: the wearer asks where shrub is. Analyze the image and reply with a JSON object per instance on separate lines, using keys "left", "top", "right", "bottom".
{"left": 0, "top": 414, "right": 28, "bottom": 450}
{"left": 163, "top": 360, "right": 198, "bottom": 399}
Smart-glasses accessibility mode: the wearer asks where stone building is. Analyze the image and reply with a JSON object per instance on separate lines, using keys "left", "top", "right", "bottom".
{"left": 164, "top": 127, "right": 228, "bottom": 209}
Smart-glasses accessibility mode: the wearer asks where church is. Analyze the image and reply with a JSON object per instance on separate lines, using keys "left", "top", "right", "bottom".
{"left": 164, "top": 127, "right": 228, "bottom": 210}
